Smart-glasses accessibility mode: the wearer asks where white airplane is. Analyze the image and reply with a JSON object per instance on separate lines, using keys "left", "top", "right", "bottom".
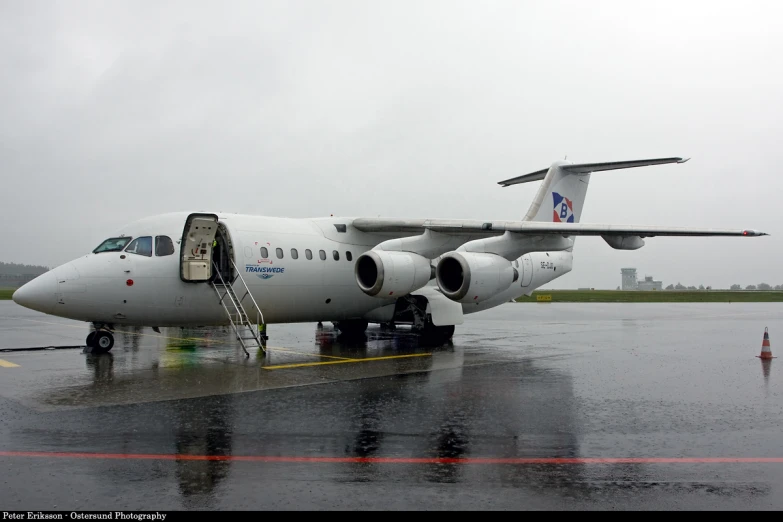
{"left": 12, "top": 157, "right": 768, "bottom": 355}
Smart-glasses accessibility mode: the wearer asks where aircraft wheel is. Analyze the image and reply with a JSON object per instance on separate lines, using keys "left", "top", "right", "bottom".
{"left": 335, "top": 319, "right": 368, "bottom": 336}
{"left": 86, "top": 331, "right": 97, "bottom": 347}
{"left": 418, "top": 323, "right": 455, "bottom": 344}
{"left": 91, "top": 331, "right": 114, "bottom": 353}
{"left": 436, "top": 324, "right": 455, "bottom": 339}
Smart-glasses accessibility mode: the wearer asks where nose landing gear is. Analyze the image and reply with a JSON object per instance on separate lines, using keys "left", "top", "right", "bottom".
{"left": 86, "top": 324, "right": 115, "bottom": 354}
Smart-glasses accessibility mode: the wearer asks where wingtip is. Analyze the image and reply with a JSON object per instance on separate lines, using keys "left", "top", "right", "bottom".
{"left": 677, "top": 157, "right": 690, "bottom": 164}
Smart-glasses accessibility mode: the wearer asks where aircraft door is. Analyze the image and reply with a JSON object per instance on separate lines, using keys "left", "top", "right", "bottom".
{"left": 180, "top": 213, "right": 219, "bottom": 282}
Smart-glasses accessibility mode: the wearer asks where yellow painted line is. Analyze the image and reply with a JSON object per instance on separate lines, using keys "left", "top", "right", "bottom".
{"left": 265, "top": 348, "right": 352, "bottom": 360}
{"left": 16, "top": 317, "right": 351, "bottom": 360}
{"left": 263, "top": 352, "right": 432, "bottom": 370}
{"left": 0, "top": 359, "right": 20, "bottom": 368}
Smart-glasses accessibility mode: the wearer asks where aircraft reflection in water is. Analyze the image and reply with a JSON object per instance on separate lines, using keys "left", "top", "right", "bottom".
{"left": 315, "top": 323, "right": 450, "bottom": 361}
{"left": 84, "top": 326, "right": 142, "bottom": 385}
{"left": 332, "top": 356, "right": 585, "bottom": 487}
{"left": 77, "top": 325, "right": 585, "bottom": 503}
{"left": 307, "top": 324, "right": 586, "bottom": 488}
{"left": 172, "top": 393, "right": 235, "bottom": 506}
{"left": 82, "top": 327, "right": 237, "bottom": 507}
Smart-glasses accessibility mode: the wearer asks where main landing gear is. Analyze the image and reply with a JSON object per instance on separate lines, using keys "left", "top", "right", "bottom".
{"left": 394, "top": 295, "right": 456, "bottom": 343}
{"left": 333, "top": 319, "right": 369, "bottom": 339}
{"left": 86, "top": 324, "right": 114, "bottom": 354}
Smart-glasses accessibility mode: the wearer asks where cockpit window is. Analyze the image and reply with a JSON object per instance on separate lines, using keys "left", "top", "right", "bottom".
{"left": 155, "top": 236, "right": 175, "bottom": 256}
{"left": 124, "top": 236, "right": 153, "bottom": 257}
{"left": 93, "top": 237, "right": 132, "bottom": 253}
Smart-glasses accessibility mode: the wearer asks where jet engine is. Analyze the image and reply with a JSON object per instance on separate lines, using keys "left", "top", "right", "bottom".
{"left": 355, "top": 250, "right": 434, "bottom": 297}
{"left": 436, "top": 252, "right": 518, "bottom": 303}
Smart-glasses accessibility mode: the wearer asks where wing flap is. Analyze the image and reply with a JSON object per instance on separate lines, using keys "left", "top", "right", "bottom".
{"left": 351, "top": 218, "right": 767, "bottom": 237}
{"left": 505, "top": 222, "right": 767, "bottom": 237}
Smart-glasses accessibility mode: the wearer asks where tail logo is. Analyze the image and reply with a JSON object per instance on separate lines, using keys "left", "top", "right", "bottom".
{"left": 552, "top": 192, "right": 574, "bottom": 223}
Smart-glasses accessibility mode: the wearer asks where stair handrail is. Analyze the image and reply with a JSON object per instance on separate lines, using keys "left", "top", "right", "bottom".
{"left": 229, "top": 258, "right": 266, "bottom": 327}
{"left": 212, "top": 262, "right": 243, "bottom": 320}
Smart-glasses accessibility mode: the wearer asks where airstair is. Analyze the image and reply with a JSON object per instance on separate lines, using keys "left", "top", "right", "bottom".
{"left": 210, "top": 259, "right": 267, "bottom": 357}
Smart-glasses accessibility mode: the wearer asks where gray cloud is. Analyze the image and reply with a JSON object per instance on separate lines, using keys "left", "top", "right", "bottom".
{"left": 2, "top": 0, "right": 781, "bottom": 289}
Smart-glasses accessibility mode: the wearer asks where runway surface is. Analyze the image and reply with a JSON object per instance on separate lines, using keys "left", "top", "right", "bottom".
{"left": 0, "top": 300, "right": 781, "bottom": 510}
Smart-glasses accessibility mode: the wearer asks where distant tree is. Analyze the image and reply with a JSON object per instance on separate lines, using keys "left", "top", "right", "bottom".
{"left": 665, "top": 284, "right": 674, "bottom": 290}
{"left": 675, "top": 282, "right": 686, "bottom": 290}
{"left": 698, "top": 284, "right": 705, "bottom": 290}
{"left": 0, "top": 262, "right": 49, "bottom": 276}
{"left": 706, "top": 286, "right": 712, "bottom": 290}
{"left": 776, "top": 285, "right": 783, "bottom": 291}
{"left": 746, "top": 284, "right": 757, "bottom": 290}
{"left": 730, "top": 284, "right": 741, "bottom": 291}
{"left": 687, "top": 286, "right": 697, "bottom": 290}
{"left": 758, "top": 283, "right": 772, "bottom": 290}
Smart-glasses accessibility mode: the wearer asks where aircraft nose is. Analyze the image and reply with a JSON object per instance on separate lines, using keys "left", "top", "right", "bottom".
{"left": 12, "top": 270, "right": 58, "bottom": 314}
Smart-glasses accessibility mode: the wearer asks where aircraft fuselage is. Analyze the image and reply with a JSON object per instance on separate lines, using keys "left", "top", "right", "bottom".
{"left": 13, "top": 211, "right": 570, "bottom": 328}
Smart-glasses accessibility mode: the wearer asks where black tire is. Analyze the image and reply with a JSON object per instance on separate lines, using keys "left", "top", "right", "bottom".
{"left": 92, "top": 331, "right": 114, "bottom": 353}
{"left": 436, "top": 324, "right": 455, "bottom": 339}
{"left": 418, "top": 323, "right": 455, "bottom": 344}
{"left": 335, "top": 319, "right": 369, "bottom": 336}
{"left": 86, "top": 331, "right": 97, "bottom": 348}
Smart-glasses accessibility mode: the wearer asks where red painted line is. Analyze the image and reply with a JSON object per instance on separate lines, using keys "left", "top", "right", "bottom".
{"left": 1, "top": 451, "right": 783, "bottom": 464}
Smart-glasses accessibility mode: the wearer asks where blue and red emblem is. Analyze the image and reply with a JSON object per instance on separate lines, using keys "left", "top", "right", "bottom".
{"left": 552, "top": 192, "right": 574, "bottom": 223}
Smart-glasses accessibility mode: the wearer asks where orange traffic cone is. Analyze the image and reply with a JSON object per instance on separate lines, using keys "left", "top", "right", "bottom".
{"left": 757, "top": 327, "right": 775, "bottom": 359}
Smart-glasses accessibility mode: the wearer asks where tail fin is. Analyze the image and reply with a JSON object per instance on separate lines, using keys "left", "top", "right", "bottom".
{"left": 498, "top": 157, "right": 688, "bottom": 223}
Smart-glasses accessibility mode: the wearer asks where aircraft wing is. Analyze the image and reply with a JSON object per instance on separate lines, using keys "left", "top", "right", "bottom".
{"left": 351, "top": 218, "right": 768, "bottom": 237}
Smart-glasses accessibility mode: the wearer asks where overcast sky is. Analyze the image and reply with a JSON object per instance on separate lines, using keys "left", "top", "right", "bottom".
{"left": 1, "top": 0, "right": 780, "bottom": 289}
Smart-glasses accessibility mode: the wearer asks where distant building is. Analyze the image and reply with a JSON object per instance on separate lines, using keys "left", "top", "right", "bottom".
{"left": 621, "top": 268, "right": 638, "bottom": 290}
{"left": 620, "top": 268, "right": 663, "bottom": 291}
{"left": 637, "top": 275, "right": 663, "bottom": 291}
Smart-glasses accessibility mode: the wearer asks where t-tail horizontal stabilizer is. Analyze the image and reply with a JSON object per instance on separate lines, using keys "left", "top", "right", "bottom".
{"left": 497, "top": 157, "right": 689, "bottom": 187}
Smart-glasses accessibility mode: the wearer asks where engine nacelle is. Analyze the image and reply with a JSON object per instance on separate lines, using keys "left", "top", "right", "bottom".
{"left": 355, "top": 250, "right": 434, "bottom": 297}
{"left": 602, "top": 235, "right": 645, "bottom": 250}
{"left": 436, "top": 252, "right": 518, "bottom": 303}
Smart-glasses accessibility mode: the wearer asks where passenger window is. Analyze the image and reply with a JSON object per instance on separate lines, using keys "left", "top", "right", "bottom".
{"left": 332, "top": 250, "right": 339, "bottom": 261}
{"left": 260, "top": 247, "right": 268, "bottom": 258}
{"left": 125, "top": 236, "right": 152, "bottom": 257}
{"left": 305, "top": 249, "right": 313, "bottom": 260}
{"left": 276, "top": 248, "right": 284, "bottom": 259}
{"left": 346, "top": 251, "right": 352, "bottom": 262}
{"left": 319, "top": 250, "right": 326, "bottom": 260}
{"left": 155, "top": 236, "right": 175, "bottom": 256}
{"left": 291, "top": 248, "right": 298, "bottom": 259}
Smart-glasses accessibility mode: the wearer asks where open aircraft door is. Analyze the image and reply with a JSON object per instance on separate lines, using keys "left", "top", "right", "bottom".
{"left": 180, "top": 213, "right": 219, "bottom": 283}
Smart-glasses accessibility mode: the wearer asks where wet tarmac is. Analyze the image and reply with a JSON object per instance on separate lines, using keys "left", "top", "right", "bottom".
{"left": 1, "top": 300, "right": 782, "bottom": 510}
